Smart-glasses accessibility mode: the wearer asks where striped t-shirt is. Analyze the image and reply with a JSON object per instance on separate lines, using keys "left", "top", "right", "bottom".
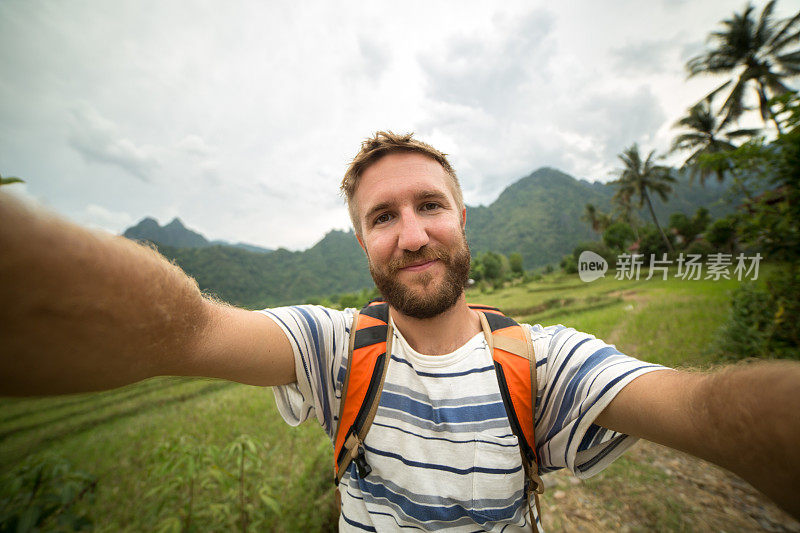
{"left": 260, "top": 305, "right": 667, "bottom": 532}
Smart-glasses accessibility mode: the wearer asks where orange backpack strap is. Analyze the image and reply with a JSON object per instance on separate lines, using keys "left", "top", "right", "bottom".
{"left": 473, "top": 304, "right": 544, "bottom": 521}
{"left": 333, "top": 301, "right": 393, "bottom": 485}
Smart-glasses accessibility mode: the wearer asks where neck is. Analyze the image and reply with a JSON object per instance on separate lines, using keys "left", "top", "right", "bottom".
{"left": 389, "top": 294, "right": 482, "bottom": 355}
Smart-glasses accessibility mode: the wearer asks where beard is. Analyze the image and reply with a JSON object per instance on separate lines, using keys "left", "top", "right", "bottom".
{"left": 368, "top": 235, "right": 471, "bottom": 319}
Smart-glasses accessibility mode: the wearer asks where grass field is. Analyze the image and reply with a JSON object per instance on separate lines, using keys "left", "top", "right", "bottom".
{"left": 476, "top": 269, "right": 742, "bottom": 369}
{"left": 2, "top": 268, "right": 793, "bottom": 531}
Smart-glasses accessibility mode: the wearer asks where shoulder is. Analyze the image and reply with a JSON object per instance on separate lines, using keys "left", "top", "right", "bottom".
{"left": 522, "top": 323, "right": 584, "bottom": 359}
{"left": 521, "top": 322, "right": 643, "bottom": 383}
{"left": 256, "top": 305, "right": 356, "bottom": 349}
{"left": 257, "top": 305, "right": 355, "bottom": 329}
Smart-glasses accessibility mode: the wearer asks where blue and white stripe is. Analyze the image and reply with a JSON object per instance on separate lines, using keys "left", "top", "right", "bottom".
{"left": 261, "top": 305, "right": 666, "bottom": 532}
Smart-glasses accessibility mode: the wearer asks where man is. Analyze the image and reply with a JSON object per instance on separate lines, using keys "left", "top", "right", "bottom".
{"left": 0, "top": 131, "right": 798, "bottom": 532}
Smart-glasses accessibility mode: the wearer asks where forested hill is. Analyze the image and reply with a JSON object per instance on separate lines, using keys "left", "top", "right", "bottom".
{"left": 466, "top": 167, "right": 733, "bottom": 268}
{"left": 125, "top": 217, "right": 273, "bottom": 253}
{"left": 154, "top": 230, "right": 369, "bottom": 309}
{"left": 127, "top": 167, "right": 734, "bottom": 308}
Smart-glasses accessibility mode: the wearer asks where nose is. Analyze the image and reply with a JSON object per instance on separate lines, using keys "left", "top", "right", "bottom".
{"left": 397, "top": 209, "right": 429, "bottom": 252}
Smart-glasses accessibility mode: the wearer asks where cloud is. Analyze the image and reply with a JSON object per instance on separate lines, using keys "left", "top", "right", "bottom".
{"left": 68, "top": 104, "right": 160, "bottom": 181}
{"left": 355, "top": 36, "right": 391, "bottom": 80}
{"left": 679, "top": 39, "right": 706, "bottom": 63}
{"left": 564, "top": 86, "right": 667, "bottom": 179}
{"left": 418, "top": 9, "right": 556, "bottom": 113}
{"left": 176, "top": 134, "right": 212, "bottom": 157}
{"left": 82, "top": 203, "right": 134, "bottom": 233}
{"left": 612, "top": 38, "right": 682, "bottom": 75}
{"left": 1, "top": 0, "right": 757, "bottom": 251}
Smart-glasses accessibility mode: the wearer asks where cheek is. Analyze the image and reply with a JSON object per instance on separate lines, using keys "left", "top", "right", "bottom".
{"left": 364, "top": 233, "right": 396, "bottom": 262}
{"left": 431, "top": 218, "right": 464, "bottom": 243}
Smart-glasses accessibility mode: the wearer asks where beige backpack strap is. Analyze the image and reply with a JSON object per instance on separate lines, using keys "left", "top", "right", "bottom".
{"left": 335, "top": 310, "right": 360, "bottom": 435}
{"left": 480, "top": 311, "right": 543, "bottom": 531}
{"left": 525, "top": 329, "right": 543, "bottom": 531}
{"left": 334, "top": 309, "right": 360, "bottom": 512}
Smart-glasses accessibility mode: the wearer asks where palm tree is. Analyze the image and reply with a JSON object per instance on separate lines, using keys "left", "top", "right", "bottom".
{"left": 687, "top": 1, "right": 800, "bottom": 133}
{"left": 582, "top": 204, "right": 599, "bottom": 233}
{"left": 611, "top": 144, "right": 676, "bottom": 254}
{"left": 581, "top": 203, "right": 613, "bottom": 234}
{"left": 611, "top": 188, "right": 641, "bottom": 242}
{"left": 670, "top": 97, "right": 759, "bottom": 185}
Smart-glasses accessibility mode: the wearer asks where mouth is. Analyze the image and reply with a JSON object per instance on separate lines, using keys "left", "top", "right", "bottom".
{"left": 400, "top": 259, "right": 438, "bottom": 272}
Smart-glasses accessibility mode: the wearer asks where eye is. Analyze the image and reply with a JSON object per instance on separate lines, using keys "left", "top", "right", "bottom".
{"left": 421, "top": 202, "right": 440, "bottom": 211}
{"left": 374, "top": 212, "right": 392, "bottom": 225}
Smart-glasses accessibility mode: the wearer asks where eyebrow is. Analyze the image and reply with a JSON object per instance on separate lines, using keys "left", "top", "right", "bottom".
{"left": 364, "top": 189, "right": 450, "bottom": 223}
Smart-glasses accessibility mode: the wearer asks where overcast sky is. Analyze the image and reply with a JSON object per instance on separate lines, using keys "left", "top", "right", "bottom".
{"left": 1, "top": 1, "right": 794, "bottom": 250}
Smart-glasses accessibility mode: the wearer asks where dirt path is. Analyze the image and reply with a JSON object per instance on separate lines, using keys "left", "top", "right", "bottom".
{"left": 540, "top": 440, "right": 800, "bottom": 532}
{"left": 602, "top": 289, "right": 648, "bottom": 351}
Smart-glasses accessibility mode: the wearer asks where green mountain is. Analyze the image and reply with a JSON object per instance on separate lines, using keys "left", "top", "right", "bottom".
{"left": 125, "top": 167, "right": 736, "bottom": 308}
{"left": 124, "top": 217, "right": 209, "bottom": 248}
{"left": 155, "top": 230, "right": 369, "bottom": 309}
{"left": 466, "top": 167, "right": 734, "bottom": 269}
{"left": 125, "top": 217, "right": 273, "bottom": 253}
{"left": 212, "top": 241, "right": 273, "bottom": 254}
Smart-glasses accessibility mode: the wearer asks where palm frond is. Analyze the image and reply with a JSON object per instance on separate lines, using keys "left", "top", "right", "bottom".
{"left": 719, "top": 76, "right": 750, "bottom": 128}
{"left": 703, "top": 80, "right": 734, "bottom": 102}
{"left": 771, "top": 27, "right": 800, "bottom": 53}
{"left": 687, "top": 3, "right": 799, "bottom": 131}
{"left": 766, "top": 9, "right": 800, "bottom": 49}
{"left": 688, "top": 53, "right": 739, "bottom": 76}
{"left": 776, "top": 49, "right": 800, "bottom": 71}
{"left": 758, "top": 83, "right": 771, "bottom": 120}
{"left": 762, "top": 72, "right": 791, "bottom": 97}
{"left": 671, "top": 133, "right": 708, "bottom": 152}
{"left": 755, "top": 0, "right": 777, "bottom": 47}
{"left": 725, "top": 128, "right": 761, "bottom": 139}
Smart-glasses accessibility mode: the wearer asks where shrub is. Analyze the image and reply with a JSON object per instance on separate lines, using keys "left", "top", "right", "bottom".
{"left": 637, "top": 225, "right": 674, "bottom": 259}
{"left": 560, "top": 254, "right": 577, "bottom": 274}
{"left": 338, "top": 293, "right": 362, "bottom": 309}
{"left": 705, "top": 216, "right": 739, "bottom": 254}
{"left": 684, "top": 239, "right": 715, "bottom": 259}
{"left": 469, "top": 259, "right": 484, "bottom": 282}
{"left": 572, "top": 241, "right": 617, "bottom": 268}
{"left": 481, "top": 252, "right": 505, "bottom": 281}
{"left": 602, "top": 222, "right": 635, "bottom": 252}
{"left": 713, "top": 266, "right": 800, "bottom": 360}
{"left": 0, "top": 454, "right": 96, "bottom": 532}
{"left": 713, "top": 283, "right": 776, "bottom": 359}
{"left": 509, "top": 253, "right": 524, "bottom": 275}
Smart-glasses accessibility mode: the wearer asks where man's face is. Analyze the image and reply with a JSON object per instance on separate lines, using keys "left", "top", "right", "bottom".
{"left": 354, "top": 152, "right": 470, "bottom": 319}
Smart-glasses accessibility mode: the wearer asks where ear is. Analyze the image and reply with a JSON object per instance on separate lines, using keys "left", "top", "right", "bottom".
{"left": 461, "top": 207, "right": 467, "bottom": 230}
{"left": 356, "top": 233, "right": 366, "bottom": 253}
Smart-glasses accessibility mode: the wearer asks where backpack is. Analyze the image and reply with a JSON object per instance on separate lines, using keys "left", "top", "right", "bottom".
{"left": 332, "top": 300, "right": 544, "bottom": 524}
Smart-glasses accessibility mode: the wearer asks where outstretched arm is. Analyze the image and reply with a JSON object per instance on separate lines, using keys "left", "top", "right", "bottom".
{"left": 595, "top": 362, "right": 800, "bottom": 519}
{"left": 0, "top": 192, "right": 295, "bottom": 396}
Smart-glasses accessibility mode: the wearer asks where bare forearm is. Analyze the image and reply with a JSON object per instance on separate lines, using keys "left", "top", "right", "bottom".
{"left": 694, "top": 361, "right": 800, "bottom": 517}
{"left": 0, "top": 192, "right": 210, "bottom": 395}
{"left": 597, "top": 362, "right": 800, "bottom": 518}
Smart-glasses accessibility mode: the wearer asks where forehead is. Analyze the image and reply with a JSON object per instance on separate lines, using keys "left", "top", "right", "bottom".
{"left": 354, "top": 152, "right": 453, "bottom": 212}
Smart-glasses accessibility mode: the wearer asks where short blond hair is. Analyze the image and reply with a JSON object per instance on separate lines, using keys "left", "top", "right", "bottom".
{"left": 341, "top": 131, "right": 464, "bottom": 236}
